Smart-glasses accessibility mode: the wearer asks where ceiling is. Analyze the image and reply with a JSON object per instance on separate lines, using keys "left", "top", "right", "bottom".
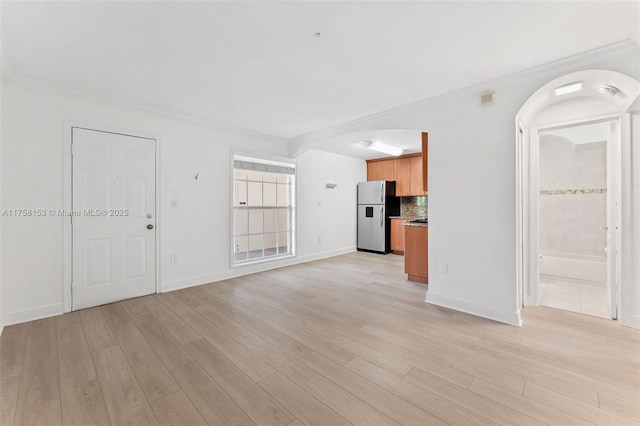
{"left": 2, "top": 1, "right": 639, "bottom": 141}
{"left": 540, "top": 121, "right": 610, "bottom": 145}
{"left": 309, "top": 129, "right": 424, "bottom": 160}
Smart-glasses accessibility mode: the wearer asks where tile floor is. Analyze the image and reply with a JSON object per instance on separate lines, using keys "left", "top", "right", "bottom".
{"left": 539, "top": 276, "right": 610, "bottom": 318}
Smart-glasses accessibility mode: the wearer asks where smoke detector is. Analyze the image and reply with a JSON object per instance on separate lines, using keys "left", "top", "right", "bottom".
{"left": 598, "top": 85, "right": 620, "bottom": 96}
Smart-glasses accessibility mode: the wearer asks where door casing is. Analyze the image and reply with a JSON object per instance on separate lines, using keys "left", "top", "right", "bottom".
{"left": 517, "top": 112, "right": 629, "bottom": 320}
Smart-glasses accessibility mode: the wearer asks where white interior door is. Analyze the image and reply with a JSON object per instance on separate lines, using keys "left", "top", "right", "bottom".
{"left": 72, "top": 127, "right": 156, "bottom": 310}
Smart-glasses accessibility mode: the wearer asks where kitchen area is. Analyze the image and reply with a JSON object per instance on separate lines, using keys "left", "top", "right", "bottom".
{"left": 357, "top": 133, "right": 429, "bottom": 284}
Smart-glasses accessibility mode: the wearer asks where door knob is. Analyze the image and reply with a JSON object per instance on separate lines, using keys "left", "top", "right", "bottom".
{"left": 147, "top": 224, "right": 154, "bottom": 230}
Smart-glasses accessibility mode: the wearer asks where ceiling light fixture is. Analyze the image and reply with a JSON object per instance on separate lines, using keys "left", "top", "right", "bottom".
{"left": 360, "top": 140, "right": 404, "bottom": 156}
{"left": 555, "top": 82, "right": 582, "bottom": 96}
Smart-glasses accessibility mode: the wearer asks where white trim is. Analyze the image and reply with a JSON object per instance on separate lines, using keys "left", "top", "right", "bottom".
{"left": 625, "top": 315, "right": 640, "bottom": 329}
{"left": 2, "top": 77, "right": 286, "bottom": 146}
{"left": 425, "top": 291, "right": 523, "bottom": 327}
{"left": 529, "top": 125, "right": 541, "bottom": 306}
{"left": 289, "top": 40, "right": 639, "bottom": 155}
{"left": 619, "top": 113, "right": 633, "bottom": 325}
{"left": 64, "top": 124, "right": 161, "bottom": 310}
{"left": 1, "top": 303, "right": 64, "bottom": 327}
{"left": 518, "top": 113, "right": 630, "bottom": 321}
{"left": 234, "top": 149, "right": 297, "bottom": 168}
{"left": 230, "top": 150, "right": 298, "bottom": 269}
{"left": 63, "top": 124, "right": 72, "bottom": 312}
{"left": 164, "top": 246, "right": 356, "bottom": 293}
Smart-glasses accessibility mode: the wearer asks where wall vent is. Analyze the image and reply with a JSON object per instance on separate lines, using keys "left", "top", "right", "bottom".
{"left": 481, "top": 91, "right": 495, "bottom": 106}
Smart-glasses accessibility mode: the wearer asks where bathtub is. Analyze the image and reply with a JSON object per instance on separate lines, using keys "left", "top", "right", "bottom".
{"left": 539, "top": 252, "right": 607, "bottom": 286}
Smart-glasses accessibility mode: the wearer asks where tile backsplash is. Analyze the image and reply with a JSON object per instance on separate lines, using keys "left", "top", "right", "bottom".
{"left": 401, "top": 196, "right": 428, "bottom": 218}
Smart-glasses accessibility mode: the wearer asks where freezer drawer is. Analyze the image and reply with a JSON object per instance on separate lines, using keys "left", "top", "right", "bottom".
{"left": 357, "top": 204, "right": 387, "bottom": 252}
{"left": 357, "top": 181, "right": 395, "bottom": 205}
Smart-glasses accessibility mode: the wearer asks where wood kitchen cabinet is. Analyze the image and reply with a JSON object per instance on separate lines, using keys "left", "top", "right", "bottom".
{"left": 395, "top": 154, "right": 426, "bottom": 196}
{"left": 367, "top": 161, "right": 382, "bottom": 181}
{"left": 404, "top": 225, "right": 428, "bottom": 284}
{"left": 409, "top": 155, "right": 426, "bottom": 195}
{"left": 367, "top": 159, "right": 395, "bottom": 182}
{"left": 394, "top": 157, "right": 411, "bottom": 196}
{"left": 422, "top": 132, "right": 428, "bottom": 193}
{"left": 390, "top": 218, "right": 409, "bottom": 254}
{"left": 366, "top": 132, "right": 428, "bottom": 195}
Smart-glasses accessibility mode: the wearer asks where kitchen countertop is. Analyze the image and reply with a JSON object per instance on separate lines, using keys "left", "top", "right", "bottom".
{"left": 401, "top": 222, "right": 428, "bottom": 227}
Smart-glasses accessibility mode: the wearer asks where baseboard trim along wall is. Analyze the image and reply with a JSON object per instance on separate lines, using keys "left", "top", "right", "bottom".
{"left": 425, "top": 291, "right": 523, "bottom": 327}
{"left": 161, "top": 246, "right": 357, "bottom": 293}
{"left": 621, "top": 314, "right": 640, "bottom": 329}
{"left": 1, "top": 303, "right": 64, "bottom": 327}
{"left": 0, "top": 247, "right": 357, "bottom": 326}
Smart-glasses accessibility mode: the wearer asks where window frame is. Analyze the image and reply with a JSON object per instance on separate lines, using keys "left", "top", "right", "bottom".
{"left": 230, "top": 151, "right": 297, "bottom": 267}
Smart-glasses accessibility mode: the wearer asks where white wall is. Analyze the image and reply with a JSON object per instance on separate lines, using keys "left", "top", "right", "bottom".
{"left": 0, "top": 82, "right": 365, "bottom": 325}
{"left": 291, "top": 49, "right": 640, "bottom": 326}
{"left": 296, "top": 149, "right": 365, "bottom": 257}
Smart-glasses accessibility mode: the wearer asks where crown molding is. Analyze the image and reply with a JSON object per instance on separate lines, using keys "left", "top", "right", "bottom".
{"left": 288, "top": 39, "right": 640, "bottom": 155}
{"left": 0, "top": 75, "right": 287, "bottom": 146}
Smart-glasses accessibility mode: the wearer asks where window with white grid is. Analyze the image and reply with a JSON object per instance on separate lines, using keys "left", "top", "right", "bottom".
{"left": 232, "top": 155, "right": 296, "bottom": 264}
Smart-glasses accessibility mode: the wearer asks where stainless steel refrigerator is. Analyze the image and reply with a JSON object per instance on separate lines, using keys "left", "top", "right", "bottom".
{"left": 357, "top": 181, "right": 400, "bottom": 254}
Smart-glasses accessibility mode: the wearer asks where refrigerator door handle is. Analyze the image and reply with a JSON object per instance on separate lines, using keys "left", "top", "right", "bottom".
{"left": 380, "top": 181, "right": 384, "bottom": 203}
{"left": 380, "top": 206, "right": 384, "bottom": 227}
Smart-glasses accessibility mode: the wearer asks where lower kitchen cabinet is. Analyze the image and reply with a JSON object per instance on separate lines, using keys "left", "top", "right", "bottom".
{"left": 390, "top": 219, "right": 409, "bottom": 254}
{"left": 404, "top": 225, "right": 428, "bottom": 284}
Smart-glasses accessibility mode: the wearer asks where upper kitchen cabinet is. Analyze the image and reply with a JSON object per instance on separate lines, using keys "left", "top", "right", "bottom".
{"left": 367, "top": 160, "right": 382, "bottom": 181}
{"left": 422, "top": 132, "right": 428, "bottom": 193}
{"left": 394, "top": 157, "right": 411, "bottom": 196}
{"left": 367, "top": 158, "right": 396, "bottom": 182}
{"left": 394, "top": 154, "right": 424, "bottom": 196}
{"left": 409, "top": 155, "right": 425, "bottom": 196}
{"left": 366, "top": 132, "right": 428, "bottom": 196}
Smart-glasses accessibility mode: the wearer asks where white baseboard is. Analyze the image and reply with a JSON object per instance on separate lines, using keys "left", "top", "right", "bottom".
{"left": 425, "top": 291, "right": 522, "bottom": 327}
{"left": 160, "top": 246, "right": 357, "bottom": 293}
{"left": 1, "top": 303, "right": 64, "bottom": 327}
{"left": 619, "top": 313, "right": 640, "bottom": 329}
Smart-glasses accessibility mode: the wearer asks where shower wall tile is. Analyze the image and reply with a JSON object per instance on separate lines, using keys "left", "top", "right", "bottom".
{"left": 540, "top": 193, "right": 606, "bottom": 256}
{"left": 539, "top": 136, "right": 606, "bottom": 257}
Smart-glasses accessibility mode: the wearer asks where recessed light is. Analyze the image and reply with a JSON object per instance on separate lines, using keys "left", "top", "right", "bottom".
{"left": 360, "top": 140, "right": 404, "bottom": 156}
{"left": 555, "top": 82, "right": 582, "bottom": 96}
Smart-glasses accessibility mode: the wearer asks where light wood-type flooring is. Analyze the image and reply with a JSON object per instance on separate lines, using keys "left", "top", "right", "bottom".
{"left": 2, "top": 252, "right": 639, "bottom": 425}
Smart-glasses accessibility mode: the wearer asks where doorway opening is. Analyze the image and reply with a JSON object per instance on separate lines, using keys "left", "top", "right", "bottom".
{"left": 536, "top": 119, "right": 618, "bottom": 319}
{"left": 515, "top": 69, "right": 639, "bottom": 327}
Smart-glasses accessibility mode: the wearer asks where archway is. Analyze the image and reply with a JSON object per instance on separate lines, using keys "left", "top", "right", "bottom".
{"left": 515, "top": 70, "right": 639, "bottom": 326}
